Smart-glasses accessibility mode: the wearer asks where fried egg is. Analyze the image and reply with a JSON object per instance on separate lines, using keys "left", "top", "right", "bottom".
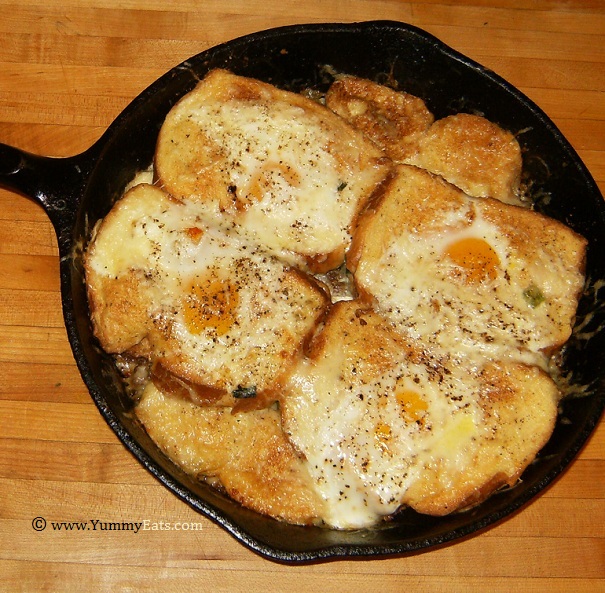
{"left": 349, "top": 165, "right": 587, "bottom": 367}
{"left": 85, "top": 183, "right": 329, "bottom": 406}
{"left": 155, "top": 69, "right": 391, "bottom": 273}
{"left": 86, "top": 71, "right": 588, "bottom": 530}
{"left": 281, "top": 301, "right": 559, "bottom": 528}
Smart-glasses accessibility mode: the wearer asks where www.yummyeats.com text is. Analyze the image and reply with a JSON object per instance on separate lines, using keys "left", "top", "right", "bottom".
{"left": 31, "top": 517, "right": 204, "bottom": 533}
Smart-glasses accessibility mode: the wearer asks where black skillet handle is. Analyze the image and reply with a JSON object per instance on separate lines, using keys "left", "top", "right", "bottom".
{"left": 0, "top": 142, "right": 95, "bottom": 254}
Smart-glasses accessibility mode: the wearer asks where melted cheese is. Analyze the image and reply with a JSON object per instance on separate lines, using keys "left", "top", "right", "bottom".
{"left": 354, "top": 184, "right": 583, "bottom": 368}
{"left": 155, "top": 69, "right": 390, "bottom": 271}
{"left": 206, "top": 100, "right": 350, "bottom": 255}
{"left": 86, "top": 74, "right": 585, "bottom": 531}
{"left": 284, "top": 330, "right": 484, "bottom": 528}
{"left": 86, "top": 183, "right": 328, "bottom": 395}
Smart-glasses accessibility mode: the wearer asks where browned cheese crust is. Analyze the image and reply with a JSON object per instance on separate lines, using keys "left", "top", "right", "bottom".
{"left": 325, "top": 76, "right": 434, "bottom": 161}
{"left": 349, "top": 164, "right": 587, "bottom": 356}
{"left": 403, "top": 361, "right": 559, "bottom": 515}
{"left": 84, "top": 183, "right": 330, "bottom": 409}
{"left": 281, "top": 300, "right": 559, "bottom": 521}
{"left": 408, "top": 113, "right": 524, "bottom": 204}
{"left": 326, "top": 76, "right": 523, "bottom": 205}
{"left": 136, "top": 382, "right": 326, "bottom": 525}
{"left": 85, "top": 71, "right": 588, "bottom": 529}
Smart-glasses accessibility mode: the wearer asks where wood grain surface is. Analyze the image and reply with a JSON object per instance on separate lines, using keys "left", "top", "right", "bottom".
{"left": 1, "top": 1, "right": 603, "bottom": 591}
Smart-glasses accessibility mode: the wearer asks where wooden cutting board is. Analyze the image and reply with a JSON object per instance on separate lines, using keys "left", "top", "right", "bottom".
{"left": 1, "top": 1, "right": 603, "bottom": 591}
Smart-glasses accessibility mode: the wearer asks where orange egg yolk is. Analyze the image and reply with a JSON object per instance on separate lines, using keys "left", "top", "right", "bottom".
{"left": 183, "top": 278, "right": 239, "bottom": 336}
{"left": 396, "top": 390, "right": 429, "bottom": 424}
{"left": 444, "top": 237, "right": 500, "bottom": 283}
{"left": 247, "top": 161, "right": 301, "bottom": 206}
{"left": 374, "top": 422, "right": 393, "bottom": 454}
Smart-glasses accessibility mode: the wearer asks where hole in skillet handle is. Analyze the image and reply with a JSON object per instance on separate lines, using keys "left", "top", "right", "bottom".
{"left": 0, "top": 140, "right": 106, "bottom": 270}
{"left": 40, "top": 20, "right": 605, "bottom": 562}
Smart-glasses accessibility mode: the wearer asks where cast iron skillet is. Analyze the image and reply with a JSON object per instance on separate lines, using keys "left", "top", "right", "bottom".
{"left": 1, "top": 21, "right": 604, "bottom": 562}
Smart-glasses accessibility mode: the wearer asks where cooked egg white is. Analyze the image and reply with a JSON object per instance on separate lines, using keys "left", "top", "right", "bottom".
{"left": 86, "top": 73, "right": 586, "bottom": 530}
{"left": 351, "top": 165, "right": 586, "bottom": 368}
{"left": 285, "top": 348, "right": 482, "bottom": 528}
{"left": 281, "top": 301, "right": 559, "bottom": 528}
{"left": 369, "top": 210, "right": 545, "bottom": 362}
{"left": 155, "top": 69, "right": 391, "bottom": 272}
{"left": 85, "top": 183, "right": 328, "bottom": 397}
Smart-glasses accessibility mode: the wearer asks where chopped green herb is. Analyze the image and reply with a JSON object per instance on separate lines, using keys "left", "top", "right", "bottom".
{"left": 337, "top": 181, "right": 348, "bottom": 192}
{"left": 523, "top": 285, "right": 545, "bottom": 308}
{"left": 232, "top": 385, "right": 257, "bottom": 399}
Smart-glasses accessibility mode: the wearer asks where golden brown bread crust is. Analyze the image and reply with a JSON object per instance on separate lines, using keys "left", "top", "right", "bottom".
{"left": 86, "top": 269, "right": 155, "bottom": 354}
{"left": 281, "top": 300, "right": 559, "bottom": 523}
{"left": 84, "top": 183, "right": 331, "bottom": 409}
{"left": 349, "top": 164, "right": 587, "bottom": 358}
{"left": 136, "top": 382, "right": 325, "bottom": 525}
{"left": 86, "top": 71, "right": 587, "bottom": 528}
{"left": 348, "top": 165, "right": 466, "bottom": 274}
{"left": 155, "top": 69, "right": 392, "bottom": 273}
{"left": 325, "top": 77, "right": 522, "bottom": 205}
{"left": 403, "top": 361, "right": 559, "bottom": 515}
{"left": 408, "top": 113, "right": 524, "bottom": 204}
{"left": 325, "top": 76, "right": 434, "bottom": 161}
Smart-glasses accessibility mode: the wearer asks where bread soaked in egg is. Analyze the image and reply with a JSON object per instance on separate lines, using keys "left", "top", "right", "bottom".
{"left": 280, "top": 300, "right": 559, "bottom": 528}
{"left": 155, "top": 68, "right": 391, "bottom": 273}
{"left": 325, "top": 75, "right": 434, "bottom": 162}
{"left": 408, "top": 113, "right": 524, "bottom": 205}
{"left": 325, "top": 76, "right": 523, "bottom": 205}
{"left": 85, "top": 183, "right": 329, "bottom": 408}
{"left": 136, "top": 381, "right": 325, "bottom": 525}
{"left": 349, "top": 164, "right": 587, "bottom": 365}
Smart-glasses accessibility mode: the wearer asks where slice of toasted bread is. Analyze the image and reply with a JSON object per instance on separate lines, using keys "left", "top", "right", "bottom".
{"left": 408, "top": 113, "right": 524, "bottom": 205}
{"left": 85, "top": 183, "right": 330, "bottom": 407}
{"left": 325, "top": 76, "right": 434, "bottom": 162}
{"left": 280, "top": 300, "right": 559, "bottom": 527}
{"left": 136, "top": 382, "right": 325, "bottom": 525}
{"left": 349, "top": 164, "right": 586, "bottom": 362}
{"left": 402, "top": 359, "right": 559, "bottom": 515}
{"left": 155, "top": 68, "right": 391, "bottom": 273}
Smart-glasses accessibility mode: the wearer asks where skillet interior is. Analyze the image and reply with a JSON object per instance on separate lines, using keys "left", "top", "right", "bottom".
{"left": 60, "top": 21, "right": 605, "bottom": 561}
